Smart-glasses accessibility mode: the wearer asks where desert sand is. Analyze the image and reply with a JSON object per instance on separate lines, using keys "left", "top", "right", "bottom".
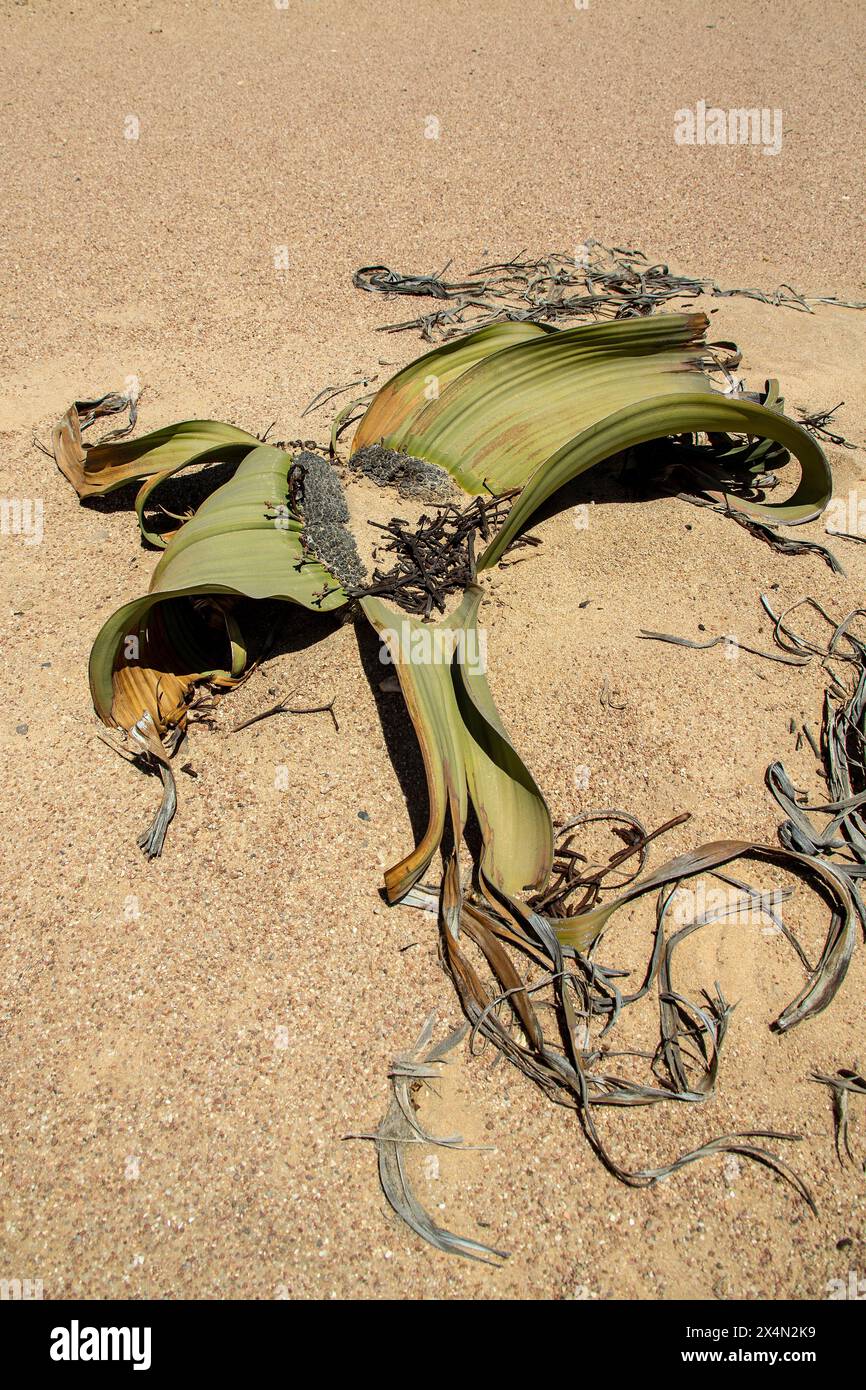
{"left": 1, "top": 0, "right": 865, "bottom": 1300}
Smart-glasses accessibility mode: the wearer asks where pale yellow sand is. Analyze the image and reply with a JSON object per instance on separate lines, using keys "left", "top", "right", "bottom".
{"left": 1, "top": 0, "right": 865, "bottom": 1300}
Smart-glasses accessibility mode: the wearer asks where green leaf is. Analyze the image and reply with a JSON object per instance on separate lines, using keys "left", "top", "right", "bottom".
{"left": 350, "top": 314, "right": 832, "bottom": 568}
{"left": 361, "top": 587, "right": 552, "bottom": 901}
{"left": 53, "top": 408, "right": 261, "bottom": 498}
{"left": 351, "top": 321, "right": 554, "bottom": 456}
{"left": 89, "top": 445, "right": 347, "bottom": 731}
{"left": 480, "top": 390, "right": 831, "bottom": 568}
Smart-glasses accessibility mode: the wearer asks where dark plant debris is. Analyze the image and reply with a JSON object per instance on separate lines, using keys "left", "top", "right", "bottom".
{"left": 404, "top": 838, "right": 824, "bottom": 1216}
{"left": 797, "top": 402, "right": 857, "bottom": 450}
{"left": 536, "top": 810, "right": 692, "bottom": 917}
{"left": 348, "top": 489, "right": 534, "bottom": 617}
{"left": 761, "top": 595, "right": 866, "bottom": 933}
{"left": 639, "top": 629, "right": 811, "bottom": 666}
{"left": 346, "top": 1013, "right": 507, "bottom": 1264}
{"left": 383, "top": 588, "right": 866, "bottom": 1254}
{"left": 811, "top": 1068, "right": 866, "bottom": 1168}
{"left": 353, "top": 242, "right": 866, "bottom": 341}
{"left": 231, "top": 695, "right": 338, "bottom": 734}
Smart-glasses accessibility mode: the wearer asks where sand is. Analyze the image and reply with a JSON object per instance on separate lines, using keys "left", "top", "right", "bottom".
{"left": 1, "top": 0, "right": 865, "bottom": 1300}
